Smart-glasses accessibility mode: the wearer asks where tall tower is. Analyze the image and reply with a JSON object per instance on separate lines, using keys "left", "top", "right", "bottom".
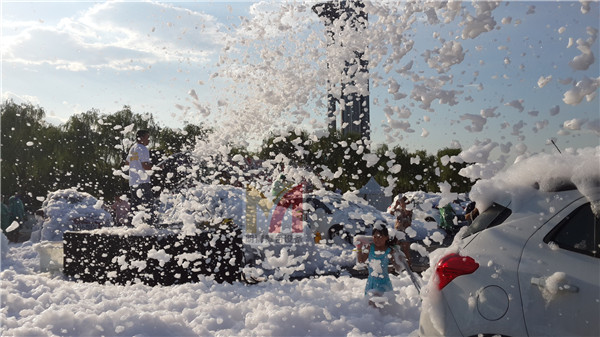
{"left": 313, "top": 0, "right": 370, "bottom": 140}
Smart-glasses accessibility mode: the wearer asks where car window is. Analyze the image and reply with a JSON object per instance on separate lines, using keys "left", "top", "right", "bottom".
{"left": 307, "top": 198, "right": 332, "bottom": 213}
{"left": 544, "top": 203, "right": 599, "bottom": 258}
{"left": 462, "top": 202, "right": 512, "bottom": 237}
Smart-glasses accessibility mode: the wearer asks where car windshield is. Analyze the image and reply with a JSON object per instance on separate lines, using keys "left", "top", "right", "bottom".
{"left": 462, "top": 202, "right": 512, "bottom": 237}
{"left": 306, "top": 198, "right": 332, "bottom": 213}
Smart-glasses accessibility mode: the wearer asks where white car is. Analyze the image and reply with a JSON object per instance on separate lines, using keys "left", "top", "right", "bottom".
{"left": 160, "top": 184, "right": 392, "bottom": 242}
{"left": 303, "top": 192, "right": 393, "bottom": 243}
{"left": 39, "top": 189, "right": 113, "bottom": 242}
{"left": 419, "top": 174, "right": 599, "bottom": 336}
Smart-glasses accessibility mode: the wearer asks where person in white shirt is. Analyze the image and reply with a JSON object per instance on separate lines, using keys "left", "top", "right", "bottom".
{"left": 126, "top": 130, "right": 156, "bottom": 225}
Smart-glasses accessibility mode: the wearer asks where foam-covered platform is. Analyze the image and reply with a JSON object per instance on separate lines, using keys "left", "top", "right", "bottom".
{"left": 63, "top": 225, "right": 243, "bottom": 285}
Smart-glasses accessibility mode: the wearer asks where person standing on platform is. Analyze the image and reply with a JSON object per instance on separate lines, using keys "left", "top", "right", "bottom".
{"left": 126, "top": 130, "right": 157, "bottom": 225}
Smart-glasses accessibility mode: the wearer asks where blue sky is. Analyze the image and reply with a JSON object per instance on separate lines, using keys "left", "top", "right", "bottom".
{"left": 2, "top": 1, "right": 599, "bottom": 159}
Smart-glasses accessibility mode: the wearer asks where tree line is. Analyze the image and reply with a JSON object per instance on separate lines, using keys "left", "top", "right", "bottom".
{"left": 250, "top": 129, "right": 472, "bottom": 195}
{"left": 1, "top": 100, "right": 473, "bottom": 212}
{"left": 1, "top": 100, "right": 208, "bottom": 211}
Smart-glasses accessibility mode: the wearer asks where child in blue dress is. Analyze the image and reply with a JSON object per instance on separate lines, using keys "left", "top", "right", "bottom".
{"left": 356, "top": 224, "right": 401, "bottom": 307}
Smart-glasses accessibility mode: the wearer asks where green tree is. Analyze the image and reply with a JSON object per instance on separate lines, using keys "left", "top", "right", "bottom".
{"left": 56, "top": 110, "right": 117, "bottom": 197}
{"left": 1, "top": 102, "right": 167, "bottom": 206}
{"left": 1, "top": 100, "right": 57, "bottom": 209}
{"left": 99, "top": 106, "right": 160, "bottom": 163}
{"left": 389, "top": 146, "right": 412, "bottom": 193}
{"left": 306, "top": 131, "right": 374, "bottom": 192}
{"left": 436, "top": 148, "right": 472, "bottom": 193}
{"left": 257, "top": 129, "right": 312, "bottom": 165}
{"left": 411, "top": 150, "right": 438, "bottom": 192}
{"left": 2, "top": 99, "right": 477, "bottom": 213}
{"left": 372, "top": 144, "right": 393, "bottom": 191}
{"left": 155, "top": 123, "right": 211, "bottom": 156}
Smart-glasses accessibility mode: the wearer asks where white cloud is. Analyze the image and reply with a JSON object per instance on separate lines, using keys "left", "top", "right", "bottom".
{"left": 2, "top": 1, "right": 226, "bottom": 72}
{"left": 1, "top": 91, "right": 41, "bottom": 106}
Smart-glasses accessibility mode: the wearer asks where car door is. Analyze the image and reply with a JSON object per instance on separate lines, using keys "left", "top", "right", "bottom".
{"left": 518, "top": 199, "right": 599, "bottom": 337}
